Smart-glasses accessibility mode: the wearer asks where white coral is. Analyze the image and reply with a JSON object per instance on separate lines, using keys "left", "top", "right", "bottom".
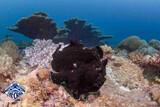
{"left": 23, "top": 39, "right": 66, "bottom": 68}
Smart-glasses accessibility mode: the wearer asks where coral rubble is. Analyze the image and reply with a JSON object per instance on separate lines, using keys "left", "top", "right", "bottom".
{"left": 9, "top": 12, "right": 57, "bottom": 39}
{"left": 51, "top": 41, "right": 108, "bottom": 99}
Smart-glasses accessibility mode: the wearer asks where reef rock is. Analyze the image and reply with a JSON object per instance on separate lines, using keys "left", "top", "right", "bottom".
{"left": 9, "top": 12, "right": 57, "bottom": 39}
{"left": 118, "top": 36, "right": 147, "bottom": 52}
{"left": 51, "top": 41, "right": 108, "bottom": 99}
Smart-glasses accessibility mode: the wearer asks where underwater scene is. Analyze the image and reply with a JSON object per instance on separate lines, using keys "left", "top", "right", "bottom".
{"left": 0, "top": 0, "right": 160, "bottom": 107}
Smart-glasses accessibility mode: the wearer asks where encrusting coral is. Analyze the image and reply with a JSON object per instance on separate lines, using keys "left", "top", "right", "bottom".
{"left": 51, "top": 41, "right": 108, "bottom": 99}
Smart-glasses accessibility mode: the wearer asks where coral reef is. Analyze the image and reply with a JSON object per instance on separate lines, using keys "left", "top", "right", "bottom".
{"left": 9, "top": 12, "right": 57, "bottom": 39}
{"left": 0, "top": 57, "right": 159, "bottom": 107}
{"left": 117, "top": 36, "right": 159, "bottom": 61}
{"left": 51, "top": 41, "right": 108, "bottom": 99}
{"left": 118, "top": 36, "right": 147, "bottom": 52}
{"left": 63, "top": 18, "right": 112, "bottom": 46}
{"left": 23, "top": 39, "right": 66, "bottom": 68}
{"left": 0, "top": 34, "right": 160, "bottom": 106}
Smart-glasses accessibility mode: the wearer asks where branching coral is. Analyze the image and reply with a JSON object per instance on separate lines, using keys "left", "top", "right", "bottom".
{"left": 23, "top": 39, "right": 66, "bottom": 68}
{"left": 8, "top": 12, "right": 57, "bottom": 39}
{"left": 51, "top": 41, "right": 108, "bottom": 99}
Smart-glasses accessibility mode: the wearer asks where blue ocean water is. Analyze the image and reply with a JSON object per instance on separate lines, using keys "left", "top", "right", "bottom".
{"left": 0, "top": 0, "right": 160, "bottom": 45}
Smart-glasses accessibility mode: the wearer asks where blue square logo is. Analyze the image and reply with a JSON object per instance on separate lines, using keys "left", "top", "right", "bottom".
{"left": 4, "top": 82, "right": 25, "bottom": 100}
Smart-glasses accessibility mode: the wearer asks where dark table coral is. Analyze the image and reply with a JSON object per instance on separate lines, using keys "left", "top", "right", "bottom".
{"left": 64, "top": 18, "right": 112, "bottom": 47}
{"left": 8, "top": 12, "right": 57, "bottom": 39}
{"left": 51, "top": 41, "right": 108, "bottom": 99}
